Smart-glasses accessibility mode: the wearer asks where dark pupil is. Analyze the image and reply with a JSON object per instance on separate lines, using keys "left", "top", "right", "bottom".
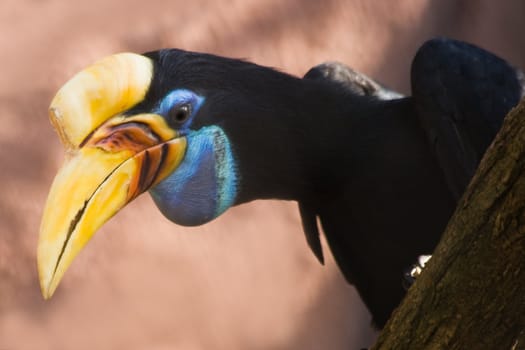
{"left": 171, "top": 105, "right": 190, "bottom": 123}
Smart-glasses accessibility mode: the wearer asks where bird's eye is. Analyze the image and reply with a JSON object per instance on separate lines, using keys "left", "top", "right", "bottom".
{"left": 168, "top": 104, "right": 191, "bottom": 125}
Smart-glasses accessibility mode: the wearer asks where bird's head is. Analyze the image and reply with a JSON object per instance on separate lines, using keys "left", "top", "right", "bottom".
{"left": 38, "top": 49, "right": 324, "bottom": 299}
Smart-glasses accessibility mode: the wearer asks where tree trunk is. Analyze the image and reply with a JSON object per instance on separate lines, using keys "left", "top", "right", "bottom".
{"left": 373, "top": 99, "right": 525, "bottom": 350}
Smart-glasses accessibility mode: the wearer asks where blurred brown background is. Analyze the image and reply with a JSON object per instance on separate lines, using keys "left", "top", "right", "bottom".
{"left": 1, "top": 0, "right": 524, "bottom": 349}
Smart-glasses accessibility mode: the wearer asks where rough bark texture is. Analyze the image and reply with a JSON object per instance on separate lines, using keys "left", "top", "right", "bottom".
{"left": 373, "top": 99, "right": 525, "bottom": 349}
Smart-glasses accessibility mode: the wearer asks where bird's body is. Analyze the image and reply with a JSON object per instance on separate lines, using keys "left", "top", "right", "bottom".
{"left": 300, "top": 39, "right": 524, "bottom": 324}
{"left": 38, "top": 38, "right": 524, "bottom": 328}
{"left": 308, "top": 97, "right": 455, "bottom": 326}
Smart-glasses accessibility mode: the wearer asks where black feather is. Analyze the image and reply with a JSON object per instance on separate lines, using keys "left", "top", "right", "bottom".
{"left": 137, "top": 39, "right": 524, "bottom": 328}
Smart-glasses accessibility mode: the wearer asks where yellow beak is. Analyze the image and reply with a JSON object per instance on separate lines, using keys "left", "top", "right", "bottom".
{"left": 38, "top": 53, "right": 185, "bottom": 299}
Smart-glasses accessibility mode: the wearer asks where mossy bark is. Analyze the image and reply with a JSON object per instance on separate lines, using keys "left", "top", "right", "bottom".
{"left": 373, "top": 99, "right": 525, "bottom": 350}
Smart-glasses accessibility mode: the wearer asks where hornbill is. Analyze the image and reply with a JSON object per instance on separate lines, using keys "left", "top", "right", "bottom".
{"left": 38, "top": 38, "right": 524, "bottom": 327}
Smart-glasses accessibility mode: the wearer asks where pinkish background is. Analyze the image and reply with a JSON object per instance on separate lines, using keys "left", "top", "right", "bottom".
{"left": 1, "top": 1, "right": 524, "bottom": 349}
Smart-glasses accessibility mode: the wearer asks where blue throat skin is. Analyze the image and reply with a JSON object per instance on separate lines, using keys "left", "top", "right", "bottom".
{"left": 150, "top": 125, "right": 238, "bottom": 226}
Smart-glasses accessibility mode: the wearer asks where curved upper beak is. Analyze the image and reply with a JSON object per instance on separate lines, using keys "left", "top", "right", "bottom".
{"left": 38, "top": 53, "right": 185, "bottom": 299}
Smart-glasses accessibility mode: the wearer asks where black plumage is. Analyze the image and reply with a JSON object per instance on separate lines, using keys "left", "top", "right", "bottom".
{"left": 412, "top": 39, "right": 525, "bottom": 199}
{"left": 302, "top": 38, "right": 524, "bottom": 326}
{"left": 136, "top": 38, "right": 524, "bottom": 327}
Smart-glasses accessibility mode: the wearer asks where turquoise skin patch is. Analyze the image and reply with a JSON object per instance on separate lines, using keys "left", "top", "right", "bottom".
{"left": 149, "top": 89, "right": 238, "bottom": 226}
{"left": 150, "top": 126, "right": 238, "bottom": 226}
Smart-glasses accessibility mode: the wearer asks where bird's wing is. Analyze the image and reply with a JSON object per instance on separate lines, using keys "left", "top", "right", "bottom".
{"left": 300, "top": 62, "right": 403, "bottom": 265}
{"left": 411, "top": 38, "right": 525, "bottom": 200}
{"left": 304, "top": 61, "right": 403, "bottom": 100}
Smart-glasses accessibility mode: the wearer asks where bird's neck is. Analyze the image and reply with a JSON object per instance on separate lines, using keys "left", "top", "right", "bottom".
{"left": 232, "top": 75, "right": 375, "bottom": 205}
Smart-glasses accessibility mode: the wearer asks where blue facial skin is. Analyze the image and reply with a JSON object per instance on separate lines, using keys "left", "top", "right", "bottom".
{"left": 149, "top": 89, "right": 238, "bottom": 226}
